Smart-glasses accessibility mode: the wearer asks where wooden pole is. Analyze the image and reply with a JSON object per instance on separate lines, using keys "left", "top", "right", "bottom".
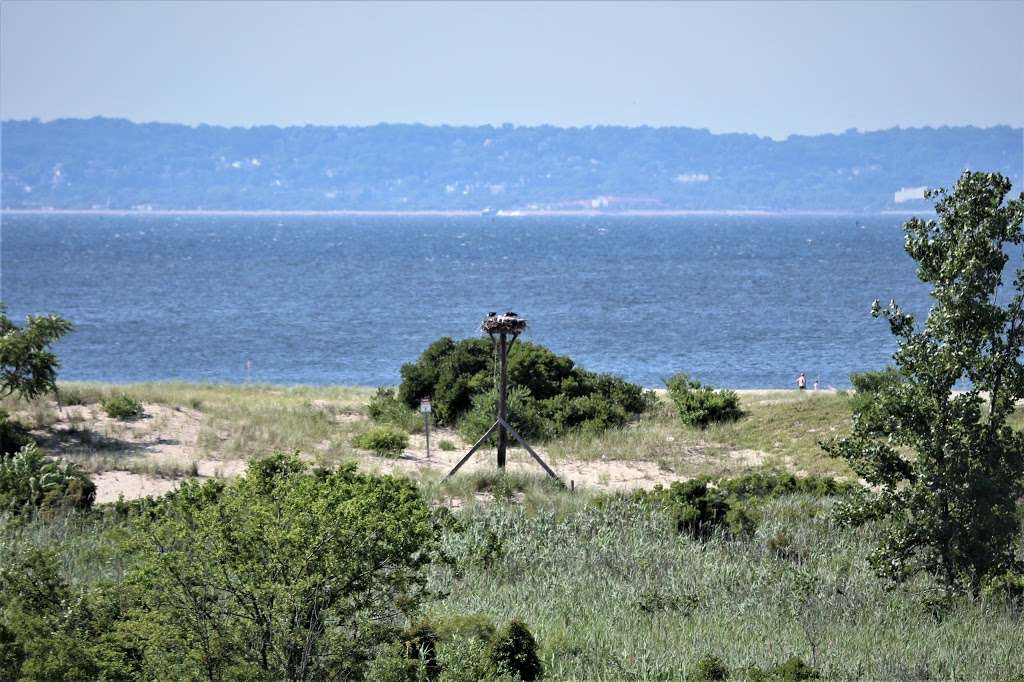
{"left": 497, "top": 331, "right": 508, "bottom": 469}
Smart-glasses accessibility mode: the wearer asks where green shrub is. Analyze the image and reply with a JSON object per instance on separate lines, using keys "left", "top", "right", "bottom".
{"left": 635, "top": 589, "right": 698, "bottom": 615}
{"left": 352, "top": 427, "right": 409, "bottom": 457}
{"left": 637, "top": 480, "right": 731, "bottom": 540}
{"left": 982, "top": 569, "right": 1024, "bottom": 610}
{"left": 688, "top": 654, "right": 728, "bottom": 681}
{"left": 486, "top": 620, "right": 542, "bottom": 681}
{"left": 459, "top": 386, "right": 549, "bottom": 444}
{"left": 626, "top": 468, "right": 854, "bottom": 541}
{"left": 398, "top": 336, "right": 650, "bottom": 439}
{"left": 748, "top": 656, "right": 821, "bottom": 681}
{"left": 665, "top": 373, "right": 742, "bottom": 427}
{"left": 124, "top": 455, "right": 438, "bottom": 679}
{"left": 101, "top": 394, "right": 143, "bottom": 420}
{"left": 438, "top": 439, "right": 456, "bottom": 451}
{"left": 401, "top": 619, "right": 441, "bottom": 680}
{"left": 431, "top": 613, "right": 498, "bottom": 642}
{"left": 369, "top": 387, "right": 423, "bottom": 432}
{"left": 849, "top": 367, "right": 902, "bottom": 394}
{"left": 719, "top": 468, "right": 857, "bottom": 499}
{"left": 0, "top": 443, "right": 96, "bottom": 513}
{"left": 0, "top": 409, "right": 32, "bottom": 457}
{"left": 848, "top": 367, "right": 902, "bottom": 415}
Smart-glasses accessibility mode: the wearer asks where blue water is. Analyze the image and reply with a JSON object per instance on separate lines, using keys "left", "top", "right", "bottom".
{"left": 1, "top": 213, "right": 933, "bottom": 388}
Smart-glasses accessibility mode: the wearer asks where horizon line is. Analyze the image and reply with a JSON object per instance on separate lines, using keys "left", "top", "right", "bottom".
{"left": 2, "top": 115, "right": 1021, "bottom": 140}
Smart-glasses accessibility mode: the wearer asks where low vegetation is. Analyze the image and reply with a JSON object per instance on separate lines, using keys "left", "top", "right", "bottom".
{"left": 665, "top": 373, "right": 742, "bottom": 427}
{"left": 352, "top": 426, "right": 410, "bottom": 457}
{"left": 101, "top": 394, "right": 144, "bottom": 420}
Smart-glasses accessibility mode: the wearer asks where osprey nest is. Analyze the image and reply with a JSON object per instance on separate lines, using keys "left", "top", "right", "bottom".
{"left": 480, "top": 311, "right": 528, "bottom": 334}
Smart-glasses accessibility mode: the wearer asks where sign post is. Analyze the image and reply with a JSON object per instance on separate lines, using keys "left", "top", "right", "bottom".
{"left": 420, "top": 398, "right": 432, "bottom": 458}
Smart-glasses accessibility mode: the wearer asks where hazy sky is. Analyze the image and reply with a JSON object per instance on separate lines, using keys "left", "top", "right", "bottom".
{"left": 2, "top": 0, "right": 1022, "bottom": 139}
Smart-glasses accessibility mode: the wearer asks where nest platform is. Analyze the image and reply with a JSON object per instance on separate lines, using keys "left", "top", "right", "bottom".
{"left": 480, "top": 313, "right": 528, "bottom": 335}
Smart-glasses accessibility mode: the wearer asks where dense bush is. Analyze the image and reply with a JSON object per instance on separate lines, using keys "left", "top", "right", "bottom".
{"left": 748, "top": 657, "right": 821, "bottom": 681}
{"left": 718, "top": 468, "right": 858, "bottom": 499}
{"left": 486, "top": 620, "right": 543, "bottom": 681}
{"left": 0, "top": 444, "right": 95, "bottom": 514}
{"left": 101, "top": 394, "right": 143, "bottom": 420}
{"left": 399, "top": 336, "right": 651, "bottom": 440}
{"left": 982, "top": 569, "right": 1024, "bottom": 610}
{"left": 687, "top": 654, "right": 728, "bottom": 681}
{"left": 353, "top": 427, "right": 410, "bottom": 456}
{"left": 459, "top": 385, "right": 549, "bottom": 444}
{"left": 630, "top": 469, "right": 855, "bottom": 540}
{"left": 848, "top": 367, "right": 902, "bottom": 415}
{"left": 635, "top": 480, "right": 738, "bottom": 539}
{"left": 665, "top": 373, "right": 742, "bottom": 427}
{"left": 122, "top": 455, "right": 439, "bottom": 679}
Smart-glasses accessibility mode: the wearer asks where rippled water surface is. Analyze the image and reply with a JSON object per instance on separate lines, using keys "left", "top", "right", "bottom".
{"left": 1, "top": 213, "right": 933, "bottom": 387}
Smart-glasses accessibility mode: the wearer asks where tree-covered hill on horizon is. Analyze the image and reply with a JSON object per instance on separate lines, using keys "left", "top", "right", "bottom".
{"left": 1, "top": 117, "right": 1020, "bottom": 212}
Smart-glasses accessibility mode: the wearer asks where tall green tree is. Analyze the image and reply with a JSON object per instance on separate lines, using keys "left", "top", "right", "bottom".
{"left": 826, "top": 171, "right": 1024, "bottom": 594}
{"left": 0, "top": 305, "right": 72, "bottom": 400}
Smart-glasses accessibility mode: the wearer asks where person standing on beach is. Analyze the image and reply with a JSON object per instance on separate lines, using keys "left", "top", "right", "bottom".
{"left": 796, "top": 372, "right": 807, "bottom": 390}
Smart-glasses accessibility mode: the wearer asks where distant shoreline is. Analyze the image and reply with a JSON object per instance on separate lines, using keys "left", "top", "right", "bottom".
{"left": 1, "top": 208, "right": 925, "bottom": 218}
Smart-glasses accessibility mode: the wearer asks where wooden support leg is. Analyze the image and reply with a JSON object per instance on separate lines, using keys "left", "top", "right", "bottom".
{"left": 498, "top": 417, "right": 564, "bottom": 485}
{"left": 445, "top": 419, "right": 500, "bottom": 479}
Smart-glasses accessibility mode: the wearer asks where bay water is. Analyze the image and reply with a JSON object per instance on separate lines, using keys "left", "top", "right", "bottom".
{"left": 1, "top": 213, "right": 933, "bottom": 388}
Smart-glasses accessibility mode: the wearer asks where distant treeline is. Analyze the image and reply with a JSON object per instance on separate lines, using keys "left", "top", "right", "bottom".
{"left": 1, "top": 117, "right": 1021, "bottom": 211}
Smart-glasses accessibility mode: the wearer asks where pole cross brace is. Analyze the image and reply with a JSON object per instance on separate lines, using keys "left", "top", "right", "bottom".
{"left": 444, "top": 417, "right": 563, "bottom": 486}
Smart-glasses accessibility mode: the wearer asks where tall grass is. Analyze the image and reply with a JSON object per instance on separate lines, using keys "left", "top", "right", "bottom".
{"left": 427, "top": 494, "right": 1024, "bottom": 680}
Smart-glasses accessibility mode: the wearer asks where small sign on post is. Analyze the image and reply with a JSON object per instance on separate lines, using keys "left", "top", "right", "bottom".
{"left": 420, "top": 398, "right": 432, "bottom": 458}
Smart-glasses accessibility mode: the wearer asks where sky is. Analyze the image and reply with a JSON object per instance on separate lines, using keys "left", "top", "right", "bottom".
{"left": 1, "top": 0, "right": 1022, "bottom": 139}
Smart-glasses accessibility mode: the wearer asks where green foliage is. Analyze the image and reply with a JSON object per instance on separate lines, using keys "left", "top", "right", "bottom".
{"left": 486, "top": 620, "right": 543, "bottom": 681}
{"left": 628, "top": 469, "right": 854, "bottom": 541}
{"left": 748, "top": 657, "right": 821, "bottom": 681}
{"left": 0, "top": 548, "right": 138, "bottom": 680}
{"left": 402, "top": 619, "right": 442, "bottom": 680}
{"left": 0, "top": 408, "right": 32, "bottom": 457}
{"left": 717, "top": 468, "right": 857, "bottom": 499}
{"left": 665, "top": 373, "right": 742, "bottom": 427}
{"left": 459, "top": 386, "right": 549, "bottom": 444}
{"left": 100, "top": 394, "right": 144, "bottom": 420}
{"left": 687, "top": 654, "right": 728, "bottom": 681}
{"left": 635, "top": 480, "right": 733, "bottom": 539}
{"left": 824, "top": 171, "right": 1024, "bottom": 594}
{"left": 848, "top": 367, "right": 902, "bottom": 415}
{"left": 0, "top": 444, "right": 96, "bottom": 514}
{"left": 0, "top": 305, "right": 73, "bottom": 401}
{"left": 401, "top": 336, "right": 650, "bottom": 441}
{"left": 124, "top": 454, "right": 438, "bottom": 679}
{"left": 981, "top": 569, "right": 1024, "bottom": 610}
{"left": 400, "top": 337, "right": 493, "bottom": 425}
{"left": 353, "top": 426, "right": 410, "bottom": 456}
{"left": 635, "top": 589, "right": 699, "bottom": 615}
{"left": 371, "top": 387, "right": 423, "bottom": 432}
{"left": 438, "top": 439, "right": 456, "bottom": 451}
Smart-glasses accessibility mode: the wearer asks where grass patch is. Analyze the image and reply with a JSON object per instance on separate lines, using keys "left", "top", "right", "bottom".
{"left": 427, "top": 494, "right": 1024, "bottom": 680}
